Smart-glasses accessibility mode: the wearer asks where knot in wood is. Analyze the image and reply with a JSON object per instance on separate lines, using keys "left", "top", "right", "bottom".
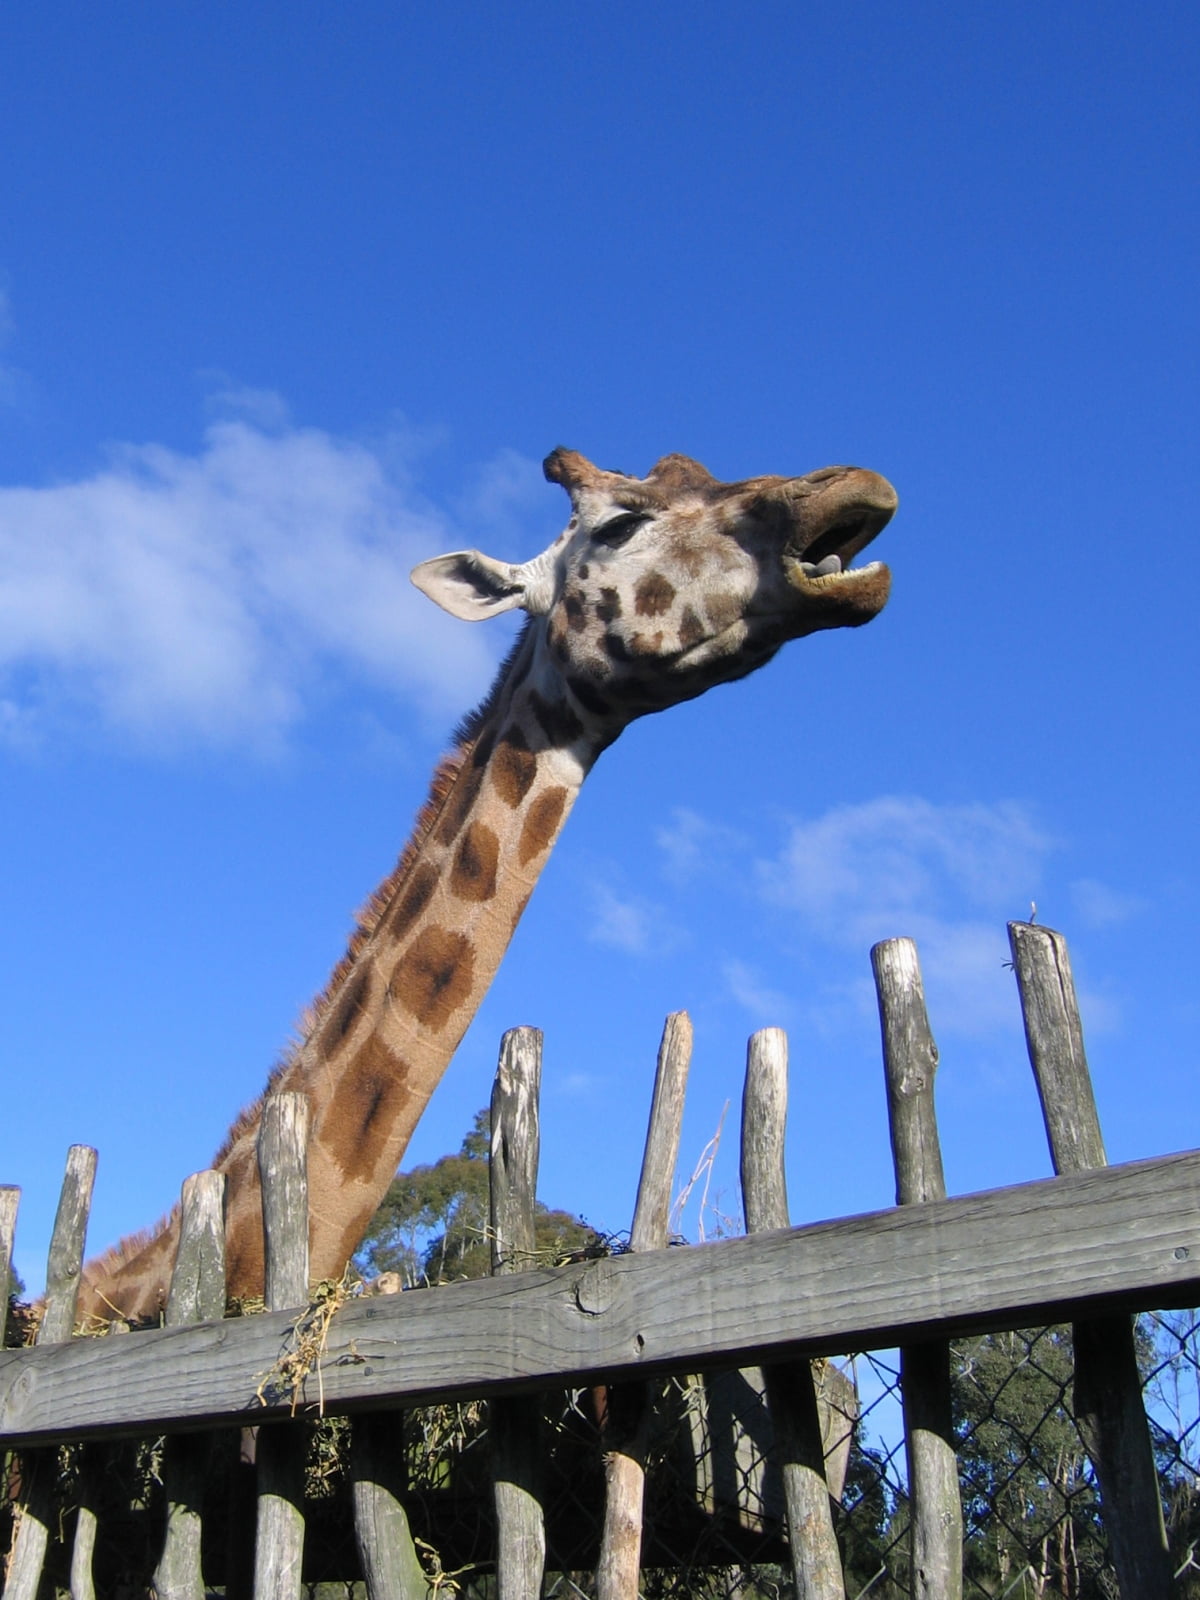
{"left": 573, "top": 1257, "right": 619, "bottom": 1317}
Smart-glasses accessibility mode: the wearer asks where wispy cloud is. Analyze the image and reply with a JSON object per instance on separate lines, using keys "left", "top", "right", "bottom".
{"left": 756, "top": 796, "right": 1056, "bottom": 1036}
{"left": 722, "top": 958, "right": 792, "bottom": 1022}
{"left": 655, "top": 806, "right": 748, "bottom": 886}
{"left": 588, "top": 883, "right": 660, "bottom": 954}
{"left": 0, "top": 407, "right": 532, "bottom": 750}
{"left": 1070, "top": 877, "right": 1147, "bottom": 930}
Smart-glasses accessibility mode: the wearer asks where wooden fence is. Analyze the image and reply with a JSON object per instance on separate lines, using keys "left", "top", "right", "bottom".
{"left": 0, "top": 921, "right": 1194, "bottom": 1598}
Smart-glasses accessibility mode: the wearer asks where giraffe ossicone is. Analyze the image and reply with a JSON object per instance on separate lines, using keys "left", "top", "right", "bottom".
{"left": 82, "top": 448, "right": 897, "bottom": 1320}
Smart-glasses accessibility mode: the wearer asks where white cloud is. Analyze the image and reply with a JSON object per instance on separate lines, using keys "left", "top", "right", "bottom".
{"left": 0, "top": 413, "right": 528, "bottom": 749}
{"left": 589, "top": 883, "right": 658, "bottom": 954}
{"left": 756, "top": 796, "right": 1056, "bottom": 1037}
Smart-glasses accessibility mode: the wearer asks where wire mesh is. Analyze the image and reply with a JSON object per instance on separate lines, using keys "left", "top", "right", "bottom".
{"left": 3, "top": 1311, "right": 1200, "bottom": 1596}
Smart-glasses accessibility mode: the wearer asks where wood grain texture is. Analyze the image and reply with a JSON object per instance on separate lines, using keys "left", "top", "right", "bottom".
{"left": 1009, "top": 922, "right": 1170, "bottom": 1597}
{"left": 629, "top": 1011, "right": 691, "bottom": 1254}
{"left": 1008, "top": 922, "right": 1105, "bottom": 1169}
{"left": 741, "top": 1027, "right": 844, "bottom": 1600}
{"left": 254, "top": 1097, "right": 309, "bottom": 1600}
{"left": 3, "top": 1145, "right": 96, "bottom": 1600}
{"left": 43, "top": 1144, "right": 98, "bottom": 1344}
{"left": 2, "top": 1151, "right": 1199, "bottom": 1447}
{"left": 0, "top": 1187, "right": 19, "bottom": 1348}
{"left": 873, "top": 939, "right": 962, "bottom": 1600}
{"left": 350, "top": 1412, "right": 429, "bottom": 1600}
{"left": 490, "top": 1028, "right": 546, "bottom": 1600}
{"left": 490, "top": 1027, "right": 542, "bottom": 1273}
{"left": 872, "top": 938, "right": 946, "bottom": 1208}
{"left": 597, "top": 1012, "right": 693, "bottom": 1600}
{"left": 257, "top": 1095, "right": 311, "bottom": 1312}
{"left": 154, "top": 1171, "right": 228, "bottom": 1600}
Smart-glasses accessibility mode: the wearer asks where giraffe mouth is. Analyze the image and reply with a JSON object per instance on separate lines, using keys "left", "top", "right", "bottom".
{"left": 779, "top": 502, "right": 895, "bottom": 623}
{"left": 781, "top": 487, "right": 895, "bottom": 600}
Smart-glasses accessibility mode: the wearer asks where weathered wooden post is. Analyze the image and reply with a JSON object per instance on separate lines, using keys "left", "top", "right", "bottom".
{"left": 153, "top": 1169, "right": 228, "bottom": 1600}
{"left": 490, "top": 1025, "right": 547, "bottom": 1600}
{"left": 2, "top": 1144, "right": 97, "bottom": 1600}
{"left": 872, "top": 938, "right": 963, "bottom": 1600}
{"left": 350, "top": 1410, "right": 428, "bottom": 1600}
{"left": 254, "top": 1093, "right": 311, "bottom": 1600}
{"left": 1009, "top": 920, "right": 1171, "bottom": 1598}
{"left": 0, "top": 1187, "right": 19, "bottom": 1349}
{"left": 595, "top": 1011, "right": 692, "bottom": 1600}
{"left": 741, "top": 1027, "right": 845, "bottom": 1600}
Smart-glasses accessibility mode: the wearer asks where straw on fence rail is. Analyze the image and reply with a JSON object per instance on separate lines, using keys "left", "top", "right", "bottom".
{"left": 489, "top": 1025, "right": 548, "bottom": 1600}
{"left": 872, "top": 937, "right": 963, "bottom": 1600}
{"left": 2, "top": 1142, "right": 97, "bottom": 1600}
{"left": 253, "top": 1093, "right": 310, "bottom": 1600}
{"left": 596, "top": 1010, "right": 692, "bottom": 1600}
{"left": 741, "top": 1026, "right": 845, "bottom": 1600}
{"left": 1009, "top": 919, "right": 1171, "bottom": 1599}
{"left": 153, "top": 1169, "right": 227, "bottom": 1600}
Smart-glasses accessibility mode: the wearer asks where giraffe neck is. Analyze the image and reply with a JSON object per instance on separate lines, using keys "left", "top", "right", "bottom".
{"left": 84, "top": 631, "right": 609, "bottom": 1319}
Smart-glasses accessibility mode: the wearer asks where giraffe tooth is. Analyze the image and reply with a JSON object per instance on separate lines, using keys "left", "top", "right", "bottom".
{"left": 814, "top": 554, "right": 844, "bottom": 576}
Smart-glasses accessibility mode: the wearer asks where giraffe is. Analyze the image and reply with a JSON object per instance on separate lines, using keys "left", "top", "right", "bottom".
{"left": 81, "top": 446, "right": 897, "bottom": 1321}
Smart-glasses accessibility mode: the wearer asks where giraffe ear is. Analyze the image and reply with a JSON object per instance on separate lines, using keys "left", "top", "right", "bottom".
{"left": 410, "top": 550, "right": 527, "bottom": 621}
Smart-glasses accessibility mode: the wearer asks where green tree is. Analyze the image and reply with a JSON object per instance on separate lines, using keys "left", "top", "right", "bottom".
{"left": 954, "top": 1326, "right": 1106, "bottom": 1597}
{"left": 356, "top": 1108, "right": 600, "bottom": 1285}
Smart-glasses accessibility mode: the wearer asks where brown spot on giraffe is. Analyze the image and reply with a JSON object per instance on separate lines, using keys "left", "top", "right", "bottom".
{"left": 630, "top": 630, "right": 665, "bottom": 656}
{"left": 325, "top": 1034, "right": 414, "bottom": 1179}
{"left": 564, "top": 591, "right": 587, "bottom": 633}
{"left": 435, "top": 760, "right": 486, "bottom": 847}
{"left": 634, "top": 572, "right": 676, "bottom": 617}
{"left": 596, "top": 587, "right": 622, "bottom": 623}
{"left": 679, "top": 605, "right": 704, "bottom": 649}
{"left": 519, "top": 787, "right": 569, "bottom": 866}
{"left": 325, "top": 967, "right": 372, "bottom": 1048}
{"left": 450, "top": 820, "right": 500, "bottom": 902}
{"left": 707, "top": 592, "right": 742, "bottom": 634}
{"left": 492, "top": 729, "right": 537, "bottom": 808}
{"left": 392, "top": 926, "right": 475, "bottom": 1030}
{"left": 387, "top": 862, "right": 440, "bottom": 941}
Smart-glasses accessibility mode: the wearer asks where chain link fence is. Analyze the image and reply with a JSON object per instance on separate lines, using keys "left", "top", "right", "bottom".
{"left": 4, "top": 1311, "right": 1199, "bottom": 1596}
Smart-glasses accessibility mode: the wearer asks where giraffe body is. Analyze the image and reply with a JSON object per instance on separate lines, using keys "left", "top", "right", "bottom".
{"left": 83, "top": 448, "right": 897, "bottom": 1320}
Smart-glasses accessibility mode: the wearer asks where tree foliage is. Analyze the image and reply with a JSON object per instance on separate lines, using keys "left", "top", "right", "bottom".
{"left": 355, "top": 1108, "right": 601, "bottom": 1286}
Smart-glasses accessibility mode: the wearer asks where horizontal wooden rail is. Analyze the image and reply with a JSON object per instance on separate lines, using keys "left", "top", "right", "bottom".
{"left": 3, "top": 1150, "right": 1200, "bottom": 1447}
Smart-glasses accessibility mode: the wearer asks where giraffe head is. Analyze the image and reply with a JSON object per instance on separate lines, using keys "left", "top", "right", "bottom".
{"left": 412, "top": 449, "right": 897, "bottom": 729}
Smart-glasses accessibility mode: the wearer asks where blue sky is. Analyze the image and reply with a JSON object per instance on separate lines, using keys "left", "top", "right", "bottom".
{"left": 1, "top": 3, "right": 1196, "bottom": 1293}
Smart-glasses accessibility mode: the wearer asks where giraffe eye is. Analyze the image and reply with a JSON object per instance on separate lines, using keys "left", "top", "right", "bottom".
{"left": 594, "top": 511, "right": 651, "bottom": 548}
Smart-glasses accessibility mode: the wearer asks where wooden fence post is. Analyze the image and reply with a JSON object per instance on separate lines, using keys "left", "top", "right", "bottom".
{"left": 0, "top": 1188, "right": 19, "bottom": 1349}
{"left": 1009, "top": 920, "right": 1171, "bottom": 1598}
{"left": 154, "top": 1169, "right": 227, "bottom": 1600}
{"left": 872, "top": 938, "right": 963, "bottom": 1600}
{"left": 596, "top": 1011, "right": 692, "bottom": 1600}
{"left": 350, "top": 1412, "right": 429, "bottom": 1600}
{"left": 2, "top": 1144, "right": 97, "bottom": 1600}
{"left": 741, "top": 1027, "right": 845, "bottom": 1600}
{"left": 490, "top": 1025, "right": 546, "bottom": 1600}
{"left": 254, "top": 1094, "right": 311, "bottom": 1600}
